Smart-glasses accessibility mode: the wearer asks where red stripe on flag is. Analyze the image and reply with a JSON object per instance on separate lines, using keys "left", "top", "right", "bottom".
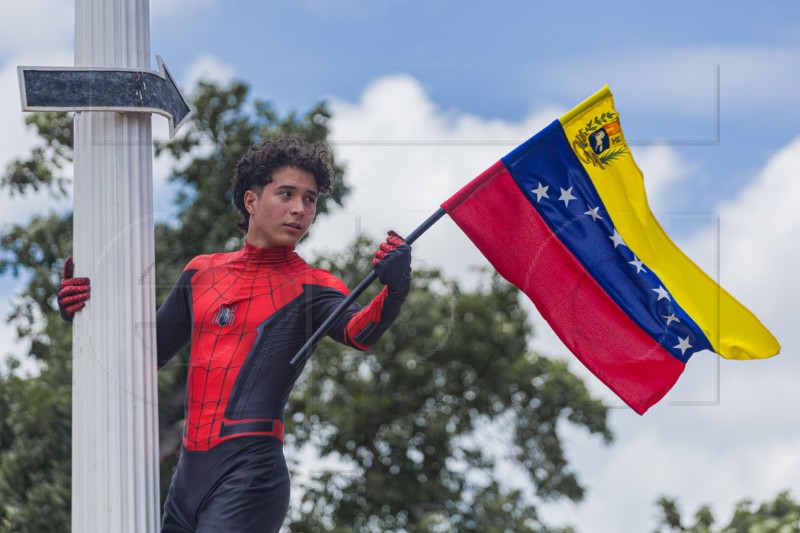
{"left": 443, "top": 162, "right": 684, "bottom": 414}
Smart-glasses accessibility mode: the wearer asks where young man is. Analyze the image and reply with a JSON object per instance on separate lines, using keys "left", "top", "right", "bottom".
{"left": 59, "top": 136, "right": 412, "bottom": 532}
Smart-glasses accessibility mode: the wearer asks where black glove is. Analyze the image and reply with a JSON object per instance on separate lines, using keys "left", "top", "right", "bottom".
{"left": 58, "top": 256, "right": 91, "bottom": 322}
{"left": 373, "top": 231, "right": 412, "bottom": 296}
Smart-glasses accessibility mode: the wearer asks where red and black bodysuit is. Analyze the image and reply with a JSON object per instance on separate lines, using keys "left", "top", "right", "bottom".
{"left": 158, "top": 242, "right": 407, "bottom": 532}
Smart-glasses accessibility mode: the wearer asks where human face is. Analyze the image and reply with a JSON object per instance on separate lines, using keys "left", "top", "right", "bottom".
{"left": 244, "top": 166, "right": 319, "bottom": 248}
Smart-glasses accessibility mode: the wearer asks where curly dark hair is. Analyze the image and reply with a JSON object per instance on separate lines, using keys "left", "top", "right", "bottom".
{"left": 232, "top": 136, "right": 335, "bottom": 233}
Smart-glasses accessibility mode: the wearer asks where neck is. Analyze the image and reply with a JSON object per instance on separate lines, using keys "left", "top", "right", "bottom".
{"left": 242, "top": 240, "right": 296, "bottom": 258}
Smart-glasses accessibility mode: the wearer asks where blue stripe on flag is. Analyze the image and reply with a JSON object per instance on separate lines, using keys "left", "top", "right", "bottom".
{"left": 501, "top": 121, "right": 712, "bottom": 362}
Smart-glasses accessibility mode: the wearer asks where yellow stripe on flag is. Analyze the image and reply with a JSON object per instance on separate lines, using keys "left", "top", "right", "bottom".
{"left": 558, "top": 86, "right": 779, "bottom": 360}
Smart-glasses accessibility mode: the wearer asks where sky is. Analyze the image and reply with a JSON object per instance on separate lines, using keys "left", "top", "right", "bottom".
{"left": 2, "top": 0, "right": 800, "bottom": 531}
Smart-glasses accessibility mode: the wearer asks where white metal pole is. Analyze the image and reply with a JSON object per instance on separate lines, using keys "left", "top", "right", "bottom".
{"left": 72, "top": 0, "right": 160, "bottom": 530}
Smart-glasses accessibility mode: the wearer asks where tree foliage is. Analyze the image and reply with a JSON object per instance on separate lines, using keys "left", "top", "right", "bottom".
{"left": 654, "top": 491, "right": 800, "bottom": 533}
{"left": 1, "top": 112, "right": 72, "bottom": 198}
{"left": 0, "top": 189, "right": 74, "bottom": 531}
{"left": 1, "top": 78, "right": 613, "bottom": 532}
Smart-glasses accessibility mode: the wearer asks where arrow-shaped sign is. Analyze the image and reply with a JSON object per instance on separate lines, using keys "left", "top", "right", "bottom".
{"left": 18, "top": 55, "right": 192, "bottom": 138}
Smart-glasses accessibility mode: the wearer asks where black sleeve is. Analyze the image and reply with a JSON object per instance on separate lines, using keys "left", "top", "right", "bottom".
{"left": 310, "top": 285, "right": 407, "bottom": 350}
{"left": 155, "top": 269, "right": 196, "bottom": 369}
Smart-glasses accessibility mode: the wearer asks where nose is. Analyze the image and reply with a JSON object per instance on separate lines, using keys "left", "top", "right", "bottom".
{"left": 289, "top": 197, "right": 305, "bottom": 216}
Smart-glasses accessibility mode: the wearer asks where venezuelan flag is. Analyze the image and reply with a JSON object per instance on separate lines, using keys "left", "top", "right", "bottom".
{"left": 442, "top": 85, "right": 779, "bottom": 414}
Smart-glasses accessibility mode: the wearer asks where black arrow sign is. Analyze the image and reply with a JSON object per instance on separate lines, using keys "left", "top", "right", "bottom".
{"left": 18, "top": 55, "right": 192, "bottom": 138}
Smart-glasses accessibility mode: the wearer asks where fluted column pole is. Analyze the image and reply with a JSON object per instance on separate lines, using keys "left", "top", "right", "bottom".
{"left": 71, "top": 0, "right": 160, "bottom": 530}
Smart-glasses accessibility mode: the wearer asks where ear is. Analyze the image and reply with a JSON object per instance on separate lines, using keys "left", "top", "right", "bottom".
{"left": 243, "top": 190, "right": 258, "bottom": 215}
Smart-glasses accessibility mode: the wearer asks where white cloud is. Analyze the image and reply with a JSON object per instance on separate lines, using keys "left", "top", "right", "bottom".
{"left": 538, "top": 45, "right": 800, "bottom": 120}
{"left": 636, "top": 145, "right": 700, "bottom": 219}
{"left": 0, "top": 2, "right": 77, "bottom": 227}
{"left": 300, "top": 73, "right": 557, "bottom": 287}
{"left": 542, "top": 418, "right": 800, "bottom": 533}
{"left": 181, "top": 53, "right": 236, "bottom": 89}
{"left": 0, "top": 62, "right": 44, "bottom": 175}
{"left": 0, "top": 1, "right": 73, "bottom": 58}
{"left": 719, "top": 137, "right": 800, "bottom": 319}
{"left": 0, "top": 51, "right": 75, "bottom": 228}
{"left": 0, "top": 50, "right": 73, "bottom": 158}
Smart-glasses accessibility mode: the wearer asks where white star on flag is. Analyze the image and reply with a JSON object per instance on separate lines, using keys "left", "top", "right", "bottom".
{"left": 584, "top": 206, "right": 602, "bottom": 221}
{"left": 652, "top": 285, "right": 671, "bottom": 301}
{"left": 628, "top": 255, "right": 646, "bottom": 273}
{"left": 531, "top": 182, "right": 549, "bottom": 202}
{"left": 558, "top": 186, "right": 577, "bottom": 207}
{"left": 674, "top": 336, "right": 693, "bottom": 355}
{"left": 663, "top": 313, "right": 681, "bottom": 326}
{"left": 609, "top": 229, "right": 626, "bottom": 248}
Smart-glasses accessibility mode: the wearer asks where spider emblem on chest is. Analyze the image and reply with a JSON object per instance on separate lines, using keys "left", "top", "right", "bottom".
{"left": 212, "top": 304, "right": 237, "bottom": 327}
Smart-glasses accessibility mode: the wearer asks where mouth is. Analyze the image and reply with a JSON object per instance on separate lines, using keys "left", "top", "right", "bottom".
{"left": 284, "top": 222, "right": 303, "bottom": 232}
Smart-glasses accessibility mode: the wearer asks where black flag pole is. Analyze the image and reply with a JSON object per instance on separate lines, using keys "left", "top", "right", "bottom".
{"left": 290, "top": 207, "right": 447, "bottom": 367}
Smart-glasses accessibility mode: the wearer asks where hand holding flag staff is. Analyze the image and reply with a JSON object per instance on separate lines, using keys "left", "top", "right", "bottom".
{"left": 296, "top": 85, "right": 779, "bottom": 414}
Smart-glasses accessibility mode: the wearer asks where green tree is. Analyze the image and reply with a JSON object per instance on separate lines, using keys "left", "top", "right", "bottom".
{"left": 653, "top": 491, "right": 800, "bottom": 533}
{"left": 0, "top": 290, "right": 72, "bottom": 532}
{"left": 1, "top": 78, "right": 613, "bottom": 532}
{"left": 0, "top": 110, "right": 76, "bottom": 530}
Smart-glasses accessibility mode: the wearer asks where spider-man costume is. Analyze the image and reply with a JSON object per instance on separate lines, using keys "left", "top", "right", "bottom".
{"left": 58, "top": 234, "right": 410, "bottom": 531}
{"left": 154, "top": 240, "right": 410, "bottom": 532}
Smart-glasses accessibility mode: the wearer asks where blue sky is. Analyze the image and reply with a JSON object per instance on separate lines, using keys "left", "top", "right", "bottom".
{"left": 150, "top": 0, "right": 800, "bottom": 211}
{"left": 2, "top": 1, "right": 800, "bottom": 531}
